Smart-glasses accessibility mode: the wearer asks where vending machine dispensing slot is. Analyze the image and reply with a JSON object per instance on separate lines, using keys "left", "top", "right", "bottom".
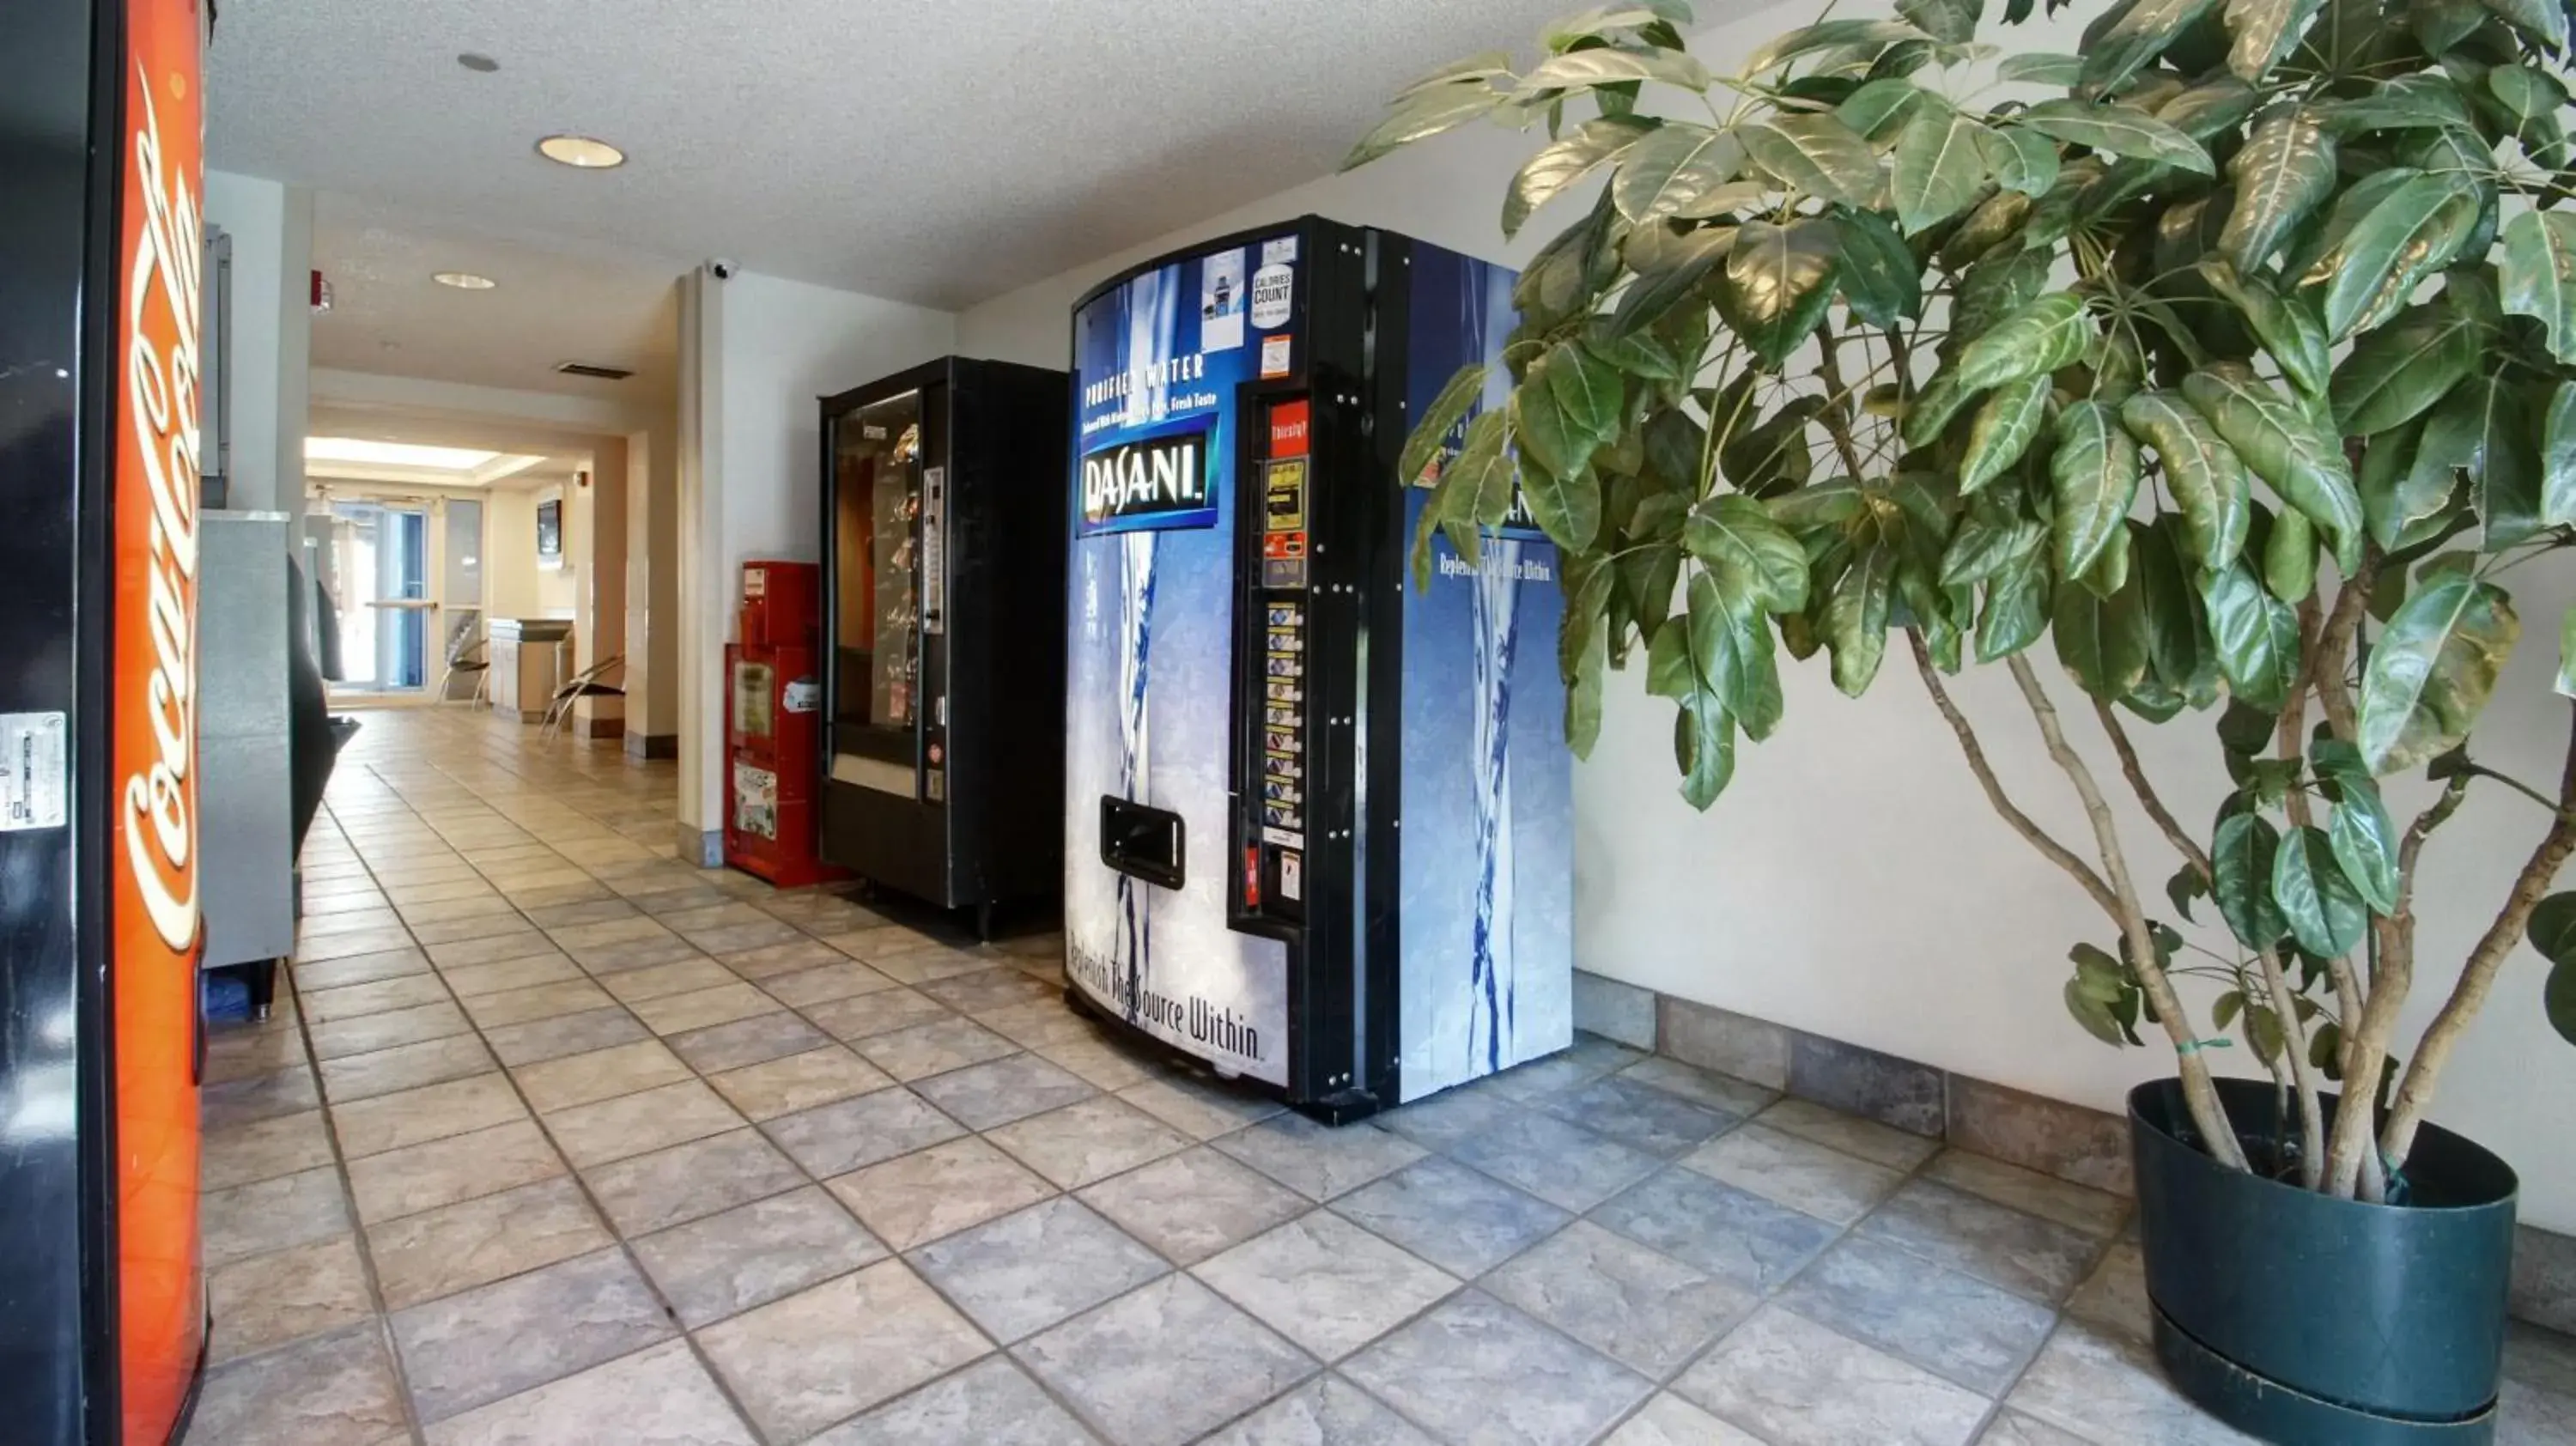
{"left": 1100, "top": 797, "right": 1185, "bottom": 889}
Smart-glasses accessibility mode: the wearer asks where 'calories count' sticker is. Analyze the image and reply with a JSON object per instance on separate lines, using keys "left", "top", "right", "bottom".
{"left": 1249, "top": 263, "right": 1295, "bottom": 330}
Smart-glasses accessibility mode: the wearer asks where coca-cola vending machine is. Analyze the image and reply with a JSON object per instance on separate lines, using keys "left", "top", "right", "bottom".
{"left": 725, "top": 561, "right": 841, "bottom": 887}
{"left": 1, "top": 0, "right": 213, "bottom": 1440}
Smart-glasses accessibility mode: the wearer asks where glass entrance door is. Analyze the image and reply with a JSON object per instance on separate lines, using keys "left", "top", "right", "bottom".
{"left": 331, "top": 500, "right": 431, "bottom": 694}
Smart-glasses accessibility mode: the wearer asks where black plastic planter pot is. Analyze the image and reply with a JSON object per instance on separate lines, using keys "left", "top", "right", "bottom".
{"left": 2129, "top": 1078, "right": 2518, "bottom": 1444}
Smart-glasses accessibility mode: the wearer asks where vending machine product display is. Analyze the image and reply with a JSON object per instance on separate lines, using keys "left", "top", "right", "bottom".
{"left": 1065, "top": 218, "right": 1571, "bottom": 1119}
{"left": 819, "top": 357, "right": 1070, "bottom": 934}
{"left": 0, "top": 0, "right": 212, "bottom": 1439}
{"left": 725, "top": 561, "right": 842, "bottom": 888}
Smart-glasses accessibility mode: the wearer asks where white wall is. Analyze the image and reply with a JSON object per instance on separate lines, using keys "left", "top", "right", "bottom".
{"left": 203, "top": 171, "right": 313, "bottom": 515}
{"left": 955, "top": 2, "right": 2576, "bottom": 1228}
{"left": 484, "top": 489, "right": 540, "bottom": 618}
{"left": 677, "top": 268, "right": 956, "bottom": 838}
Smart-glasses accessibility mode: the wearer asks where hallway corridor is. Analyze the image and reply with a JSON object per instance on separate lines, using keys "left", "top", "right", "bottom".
{"left": 185, "top": 711, "right": 2576, "bottom": 1446}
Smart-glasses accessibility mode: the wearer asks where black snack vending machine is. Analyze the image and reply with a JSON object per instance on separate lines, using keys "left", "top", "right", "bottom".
{"left": 818, "top": 356, "right": 1069, "bottom": 935}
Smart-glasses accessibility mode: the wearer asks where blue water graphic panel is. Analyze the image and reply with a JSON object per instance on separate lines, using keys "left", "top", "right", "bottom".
{"left": 1065, "top": 239, "right": 1296, "bottom": 1085}
{"left": 1398, "top": 246, "right": 1574, "bottom": 1102}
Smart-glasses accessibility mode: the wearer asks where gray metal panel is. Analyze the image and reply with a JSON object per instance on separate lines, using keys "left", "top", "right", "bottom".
{"left": 197, "top": 512, "right": 296, "bottom": 968}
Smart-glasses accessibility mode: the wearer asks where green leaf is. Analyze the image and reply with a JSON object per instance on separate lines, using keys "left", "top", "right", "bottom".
{"left": 1395, "top": 51, "right": 1515, "bottom": 98}
{"left": 2480, "top": 0, "right": 2570, "bottom": 49}
{"left": 2182, "top": 366, "right": 2364, "bottom": 574}
{"left": 2053, "top": 568, "right": 2152, "bottom": 699}
{"left": 2224, "top": 0, "right": 2325, "bottom": 79}
{"left": 2134, "top": 519, "right": 2210, "bottom": 689}
{"left": 1831, "top": 210, "right": 1924, "bottom": 328}
{"left": 2545, "top": 381, "right": 2576, "bottom": 531}
{"left": 1740, "top": 113, "right": 1882, "bottom": 208}
{"left": 1520, "top": 460, "right": 1602, "bottom": 550}
{"left": 1564, "top": 608, "right": 1606, "bottom": 757}
{"left": 1613, "top": 124, "right": 1747, "bottom": 223}
{"left": 2502, "top": 211, "right": 2576, "bottom": 368}
{"left": 1975, "top": 124, "right": 2061, "bottom": 197}
{"left": 1837, "top": 77, "right": 1934, "bottom": 143}
{"left": 1687, "top": 572, "right": 1784, "bottom": 739}
{"left": 1718, "top": 218, "right": 1841, "bottom": 368}
{"left": 2439, "top": 375, "right": 2544, "bottom": 550}
{"left": 2050, "top": 400, "right": 2142, "bottom": 581}
{"left": 2198, "top": 262, "right": 2330, "bottom": 401}
{"left": 2084, "top": 0, "right": 2222, "bottom": 94}
{"left": 2014, "top": 100, "right": 2215, "bottom": 174}
{"left": 1823, "top": 540, "right": 1896, "bottom": 695}
{"left": 2202, "top": 559, "right": 2301, "bottom": 709}
{"left": 2358, "top": 568, "right": 2520, "bottom": 774}
{"left": 2316, "top": 75, "right": 2476, "bottom": 134}
{"left": 1506, "top": 117, "right": 1656, "bottom": 238}
{"left": 2214, "top": 811, "right": 2290, "bottom": 949}
{"left": 1400, "top": 364, "right": 1489, "bottom": 490}
{"left": 2171, "top": 861, "right": 2210, "bottom": 922}
{"left": 2158, "top": 76, "right": 2263, "bottom": 141}
{"left": 2312, "top": 742, "right": 2401, "bottom": 914}
{"left": 1608, "top": 226, "right": 1735, "bottom": 336}
{"left": 2491, "top": 64, "right": 2571, "bottom": 122}
{"left": 2120, "top": 391, "right": 2251, "bottom": 571}
{"left": 1684, "top": 495, "right": 1811, "bottom": 611}
{"left": 2317, "top": 172, "right": 2486, "bottom": 343}
{"left": 2213, "top": 987, "right": 2244, "bottom": 1029}
{"left": 1745, "top": 18, "right": 1932, "bottom": 75}
{"left": 1447, "top": 410, "right": 1519, "bottom": 550}
{"left": 1893, "top": 109, "right": 1989, "bottom": 236}
{"left": 1767, "top": 480, "right": 1867, "bottom": 530}
{"left": 1546, "top": 341, "right": 1622, "bottom": 450}
{"left": 1963, "top": 375, "right": 2052, "bottom": 495}
{"left": 2549, "top": 957, "right": 2576, "bottom": 1047}
{"left": 2275, "top": 826, "right": 2368, "bottom": 957}
{"left": 2264, "top": 506, "right": 2318, "bottom": 603}
{"left": 1999, "top": 53, "right": 2085, "bottom": 84}
{"left": 2065, "top": 977, "right": 2129, "bottom": 1045}
{"left": 2071, "top": 942, "right": 2128, "bottom": 1004}
{"left": 1955, "top": 292, "right": 2095, "bottom": 398}
{"left": 1941, "top": 517, "right": 2047, "bottom": 587}
{"left": 2530, "top": 892, "right": 2576, "bottom": 963}
{"left": 1900, "top": 0, "right": 1981, "bottom": 43}
{"left": 1977, "top": 549, "right": 2052, "bottom": 661}
{"left": 2221, "top": 108, "right": 2336, "bottom": 274}
{"left": 1519, "top": 46, "right": 1713, "bottom": 98}
{"left": 2561, "top": 604, "right": 2576, "bottom": 699}
{"left": 2367, "top": 410, "right": 2461, "bottom": 551}
{"left": 2328, "top": 302, "right": 2477, "bottom": 438}
{"left": 1674, "top": 693, "right": 1736, "bottom": 810}
{"left": 1345, "top": 82, "right": 1504, "bottom": 170}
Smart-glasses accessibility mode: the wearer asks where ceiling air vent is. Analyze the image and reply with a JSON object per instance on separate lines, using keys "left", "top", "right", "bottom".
{"left": 555, "top": 361, "right": 634, "bottom": 380}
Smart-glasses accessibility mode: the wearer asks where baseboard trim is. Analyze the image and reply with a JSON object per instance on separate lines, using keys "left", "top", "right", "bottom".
{"left": 1571, "top": 968, "right": 2573, "bottom": 1330}
{"left": 624, "top": 732, "right": 678, "bottom": 761}
{"left": 674, "top": 825, "right": 720, "bottom": 868}
{"left": 575, "top": 716, "right": 626, "bottom": 742}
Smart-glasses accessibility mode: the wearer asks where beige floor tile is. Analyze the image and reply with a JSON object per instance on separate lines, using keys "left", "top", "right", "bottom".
{"left": 696, "top": 1261, "right": 991, "bottom": 1442}
{"left": 209, "top": 1235, "right": 377, "bottom": 1364}
{"left": 708, "top": 1046, "right": 894, "bottom": 1121}
{"left": 368, "top": 1176, "right": 611, "bottom": 1309}
{"left": 628, "top": 981, "right": 776, "bottom": 1036}
{"left": 422, "top": 1340, "right": 756, "bottom": 1446}
{"left": 332, "top": 1072, "right": 528, "bottom": 1159}
{"left": 513, "top": 1038, "right": 693, "bottom": 1112}
{"left": 544, "top": 1078, "right": 746, "bottom": 1167}
{"left": 826, "top": 1136, "right": 1059, "bottom": 1251}
{"left": 344, "top": 1117, "right": 567, "bottom": 1224}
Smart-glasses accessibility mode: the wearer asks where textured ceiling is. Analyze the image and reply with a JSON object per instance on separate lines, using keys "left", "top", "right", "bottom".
{"left": 309, "top": 192, "right": 681, "bottom": 399}
{"left": 307, "top": 399, "right": 601, "bottom": 490}
{"left": 206, "top": 0, "right": 1583, "bottom": 311}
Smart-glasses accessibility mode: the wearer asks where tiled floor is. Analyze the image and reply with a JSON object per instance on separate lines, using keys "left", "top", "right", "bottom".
{"left": 190, "top": 708, "right": 2576, "bottom": 1446}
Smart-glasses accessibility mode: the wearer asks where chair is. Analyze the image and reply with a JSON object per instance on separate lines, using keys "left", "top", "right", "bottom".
{"left": 539, "top": 654, "right": 625, "bottom": 741}
{"left": 436, "top": 611, "right": 490, "bottom": 708}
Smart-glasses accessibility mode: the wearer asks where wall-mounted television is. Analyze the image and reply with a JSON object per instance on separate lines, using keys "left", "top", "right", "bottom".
{"left": 536, "top": 498, "right": 562, "bottom": 561}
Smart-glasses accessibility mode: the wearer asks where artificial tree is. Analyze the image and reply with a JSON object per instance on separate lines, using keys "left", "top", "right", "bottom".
{"left": 1348, "top": 0, "right": 2576, "bottom": 1201}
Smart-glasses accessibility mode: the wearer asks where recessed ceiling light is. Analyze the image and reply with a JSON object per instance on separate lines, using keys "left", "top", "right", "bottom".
{"left": 434, "top": 271, "right": 496, "bottom": 290}
{"left": 537, "top": 134, "right": 625, "bottom": 169}
{"left": 458, "top": 52, "right": 499, "bottom": 72}
{"left": 306, "top": 438, "right": 499, "bottom": 470}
